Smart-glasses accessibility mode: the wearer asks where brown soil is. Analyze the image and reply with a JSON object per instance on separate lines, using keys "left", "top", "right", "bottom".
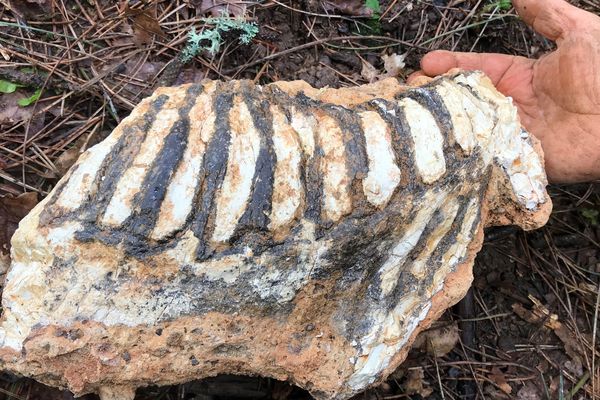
{"left": 0, "top": 0, "right": 598, "bottom": 399}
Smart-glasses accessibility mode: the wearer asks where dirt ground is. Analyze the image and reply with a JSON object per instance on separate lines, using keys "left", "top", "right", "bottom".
{"left": 0, "top": 0, "right": 599, "bottom": 399}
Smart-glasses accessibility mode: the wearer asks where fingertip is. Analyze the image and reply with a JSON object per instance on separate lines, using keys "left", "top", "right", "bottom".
{"left": 513, "top": 0, "right": 596, "bottom": 41}
{"left": 420, "top": 50, "right": 458, "bottom": 76}
{"left": 407, "top": 70, "right": 425, "bottom": 84}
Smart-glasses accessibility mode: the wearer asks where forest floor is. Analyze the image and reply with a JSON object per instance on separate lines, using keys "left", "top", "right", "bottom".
{"left": 0, "top": 0, "right": 599, "bottom": 399}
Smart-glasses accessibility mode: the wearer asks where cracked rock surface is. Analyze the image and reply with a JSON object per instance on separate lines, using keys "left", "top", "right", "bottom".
{"left": 0, "top": 71, "right": 551, "bottom": 399}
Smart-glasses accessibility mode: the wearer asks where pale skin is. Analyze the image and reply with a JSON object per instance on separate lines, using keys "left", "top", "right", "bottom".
{"left": 409, "top": 0, "right": 600, "bottom": 183}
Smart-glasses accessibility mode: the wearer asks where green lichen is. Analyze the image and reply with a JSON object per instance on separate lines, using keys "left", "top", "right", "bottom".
{"left": 182, "top": 16, "right": 258, "bottom": 62}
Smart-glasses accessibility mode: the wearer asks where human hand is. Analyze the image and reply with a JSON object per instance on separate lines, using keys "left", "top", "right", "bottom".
{"left": 409, "top": 0, "right": 600, "bottom": 183}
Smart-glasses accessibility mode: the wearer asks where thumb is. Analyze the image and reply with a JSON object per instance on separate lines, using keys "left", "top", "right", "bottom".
{"left": 420, "top": 50, "right": 529, "bottom": 87}
{"left": 514, "top": 0, "right": 600, "bottom": 42}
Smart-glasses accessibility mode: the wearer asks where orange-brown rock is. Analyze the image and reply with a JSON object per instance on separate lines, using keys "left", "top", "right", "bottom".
{"left": 0, "top": 71, "right": 551, "bottom": 399}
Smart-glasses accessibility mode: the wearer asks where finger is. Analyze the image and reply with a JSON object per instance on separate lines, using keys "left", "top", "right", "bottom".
{"left": 513, "top": 0, "right": 599, "bottom": 42}
{"left": 407, "top": 70, "right": 426, "bottom": 84}
{"left": 420, "top": 50, "right": 519, "bottom": 86}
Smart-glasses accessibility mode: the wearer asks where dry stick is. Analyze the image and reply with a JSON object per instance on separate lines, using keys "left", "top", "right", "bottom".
{"left": 469, "top": 6, "right": 499, "bottom": 52}
{"left": 591, "top": 281, "right": 599, "bottom": 398}
{"left": 18, "top": 15, "right": 99, "bottom": 193}
{"left": 223, "top": 35, "right": 419, "bottom": 75}
{"left": 447, "top": 0, "right": 485, "bottom": 51}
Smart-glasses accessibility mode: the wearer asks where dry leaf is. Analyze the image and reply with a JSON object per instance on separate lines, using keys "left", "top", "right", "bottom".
{"left": 360, "top": 53, "right": 407, "bottom": 83}
{"left": 413, "top": 322, "right": 459, "bottom": 357}
{"left": 51, "top": 127, "right": 105, "bottom": 178}
{"left": 405, "top": 368, "right": 433, "bottom": 398}
{"left": 121, "top": 1, "right": 167, "bottom": 47}
{"left": 321, "top": 0, "right": 374, "bottom": 17}
{"left": 513, "top": 300, "right": 586, "bottom": 377}
{"left": 517, "top": 382, "right": 542, "bottom": 400}
{"left": 360, "top": 60, "right": 379, "bottom": 83}
{"left": 0, "top": 90, "right": 35, "bottom": 125}
{"left": 194, "top": 0, "right": 246, "bottom": 18}
{"left": 0, "top": 192, "right": 38, "bottom": 256}
{"left": 382, "top": 53, "right": 406, "bottom": 77}
{"left": 489, "top": 367, "right": 512, "bottom": 394}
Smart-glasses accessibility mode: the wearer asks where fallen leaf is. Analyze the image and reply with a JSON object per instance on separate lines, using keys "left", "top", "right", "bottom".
{"left": 121, "top": 1, "right": 167, "bottom": 47}
{"left": 17, "top": 88, "right": 42, "bottom": 106}
{"left": 51, "top": 129, "right": 100, "bottom": 178}
{"left": 0, "top": 80, "right": 20, "bottom": 94}
{"left": 405, "top": 368, "right": 433, "bottom": 398}
{"left": 360, "top": 53, "right": 407, "bottom": 83}
{"left": 194, "top": 0, "right": 246, "bottom": 18}
{"left": 0, "top": 192, "right": 38, "bottom": 256}
{"left": 489, "top": 367, "right": 512, "bottom": 394}
{"left": 321, "top": 0, "right": 374, "bottom": 17}
{"left": 413, "top": 322, "right": 459, "bottom": 357}
{"left": 513, "top": 299, "right": 586, "bottom": 378}
{"left": 517, "top": 382, "right": 542, "bottom": 400}
{"left": 0, "top": 90, "right": 37, "bottom": 125}
{"left": 382, "top": 53, "right": 406, "bottom": 77}
{"left": 360, "top": 59, "right": 379, "bottom": 83}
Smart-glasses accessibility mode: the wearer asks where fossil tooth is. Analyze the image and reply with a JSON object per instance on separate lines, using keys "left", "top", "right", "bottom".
{"left": 0, "top": 71, "right": 551, "bottom": 400}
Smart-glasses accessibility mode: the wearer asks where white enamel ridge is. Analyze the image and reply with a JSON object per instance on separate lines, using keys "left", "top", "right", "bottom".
{"left": 454, "top": 73, "right": 547, "bottom": 209}
{"left": 409, "top": 198, "right": 460, "bottom": 279}
{"left": 269, "top": 105, "right": 303, "bottom": 231}
{"left": 102, "top": 93, "right": 184, "bottom": 226}
{"left": 378, "top": 190, "right": 448, "bottom": 297}
{"left": 436, "top": 81, "right": 477, "bottom": 154}
{"left": 54, "top": 102, "right": 154, "bottom": 211}
{"left": 211, "top": 99, "right": 261, "bottom": 242}
{"left": 432, "top": 197, "right": 480, "bottom": 295}
{"left": 152, "top": 90, "right": 215, "bottom": 240}
{"left": 360, "top": 111, "right": 401, "bottom": 208}
{"left": 318, "top": 113, "right": 352, "bottom": 222}
{"left": 290, "top": 108, "right": 316, "bottom": 157}
{"left": 401, "top": 98, "right": 446, "bottom": 184}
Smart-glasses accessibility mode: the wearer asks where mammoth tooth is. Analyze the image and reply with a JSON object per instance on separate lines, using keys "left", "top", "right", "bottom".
{"left": 0, "top": 71, "right": 551, "bottom": 400}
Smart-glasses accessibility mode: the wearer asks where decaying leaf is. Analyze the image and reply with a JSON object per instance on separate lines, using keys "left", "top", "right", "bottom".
{"left": 120, "top": 1, "right": 167, "bottom": 47}
{"left": 0, "top": 90, "right": 39, "bottom": 125}
{"left": 517, "top": 382, "right": 542, "bottom": 400}
{"left": 489, "top": 367, "right": 512, "bottom": 394}
{"left": 0, "top": 192, "right": 38, "bottom": 256}
{"left": 412, "top": 322, "right": 459, "bottom": 357}
{"left": 321, "top": 0, "right": 374, "bottom": 17}
{"left": 360, "top": 59, "right": 379, "bottom": 83}
{"left": 49, "top": 129, "right": 102, "bottom": 178}
{"left": 194, "top": 0, "right": 246, "bottom": 18}
{"left": 360, "top": 53, "right": 407, "bottom": 83}
{"left": 512, "top": 299, "right": 586, "bottom": 377}
{"left": 405, "top": 368, "right": 433, "bottom": 398}
{"left": 382, "top": 53, "right": 406, "bottom": 77}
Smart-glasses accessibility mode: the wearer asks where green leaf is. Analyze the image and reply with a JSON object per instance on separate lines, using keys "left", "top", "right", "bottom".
{"left": 365, "top": 0, "right": 381, "bottom": 14}
{"left": 17, "top": 88, "right": 42, "bottom": 107}
{"left": 0, "top": 80, "right": 19, "bottom": 94}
